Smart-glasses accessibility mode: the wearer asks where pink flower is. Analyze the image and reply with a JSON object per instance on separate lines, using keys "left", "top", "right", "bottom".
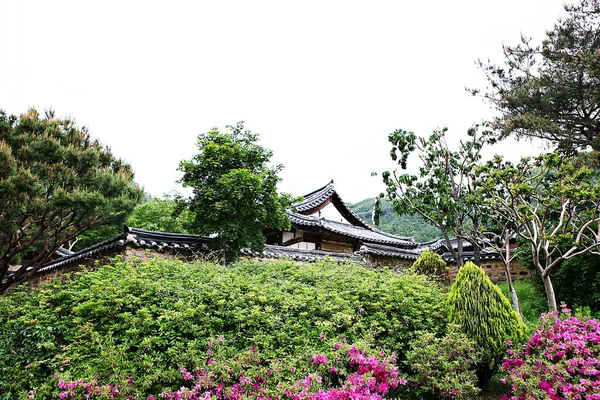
{"left": 311, "top": 354, "right": 328, "bottom": 365}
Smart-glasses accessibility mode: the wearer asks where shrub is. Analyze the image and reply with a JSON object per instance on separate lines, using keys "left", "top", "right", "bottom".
{"left": 501, "top": 305, "right": 600, "bottom": 399}
{"left": 447, "top": 261, "right": 527, "bottom": 385}
{"left": 410, "top": 249, "right": 448, "bottom": 281}
{"left": 0, "top": 258, "right": 447, "bottom": 398}
{"left": 53, "top": 342, "right": 406, "bottom": 399}
{"left": 405, "top": 327, "right": 480, "bottom": 399}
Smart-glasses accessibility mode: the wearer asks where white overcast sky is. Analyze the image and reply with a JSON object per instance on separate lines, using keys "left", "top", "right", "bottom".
{"left": 1, "top": 0, "right": 567, "bottom": 203}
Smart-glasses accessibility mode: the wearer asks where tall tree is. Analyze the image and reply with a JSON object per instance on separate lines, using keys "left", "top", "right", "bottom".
{"left": 178, "top": 122, "right": 293, "bottom": 262}
{"left": 474, "top": 152, "right": 600, "bottom": 311}
{"left": 473, "top": 0, "right": 600, "bottom": 154}
{"left": 378, "top": 125, "right": 496, "bottom": 266}
{"left": 0, "top": 109, "right": 141, "bottom": 292}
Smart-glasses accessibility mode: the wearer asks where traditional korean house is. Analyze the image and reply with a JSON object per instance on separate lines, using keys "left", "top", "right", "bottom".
{"left": 19, "top": 180, "right": 528, "bottom": 287}
{"left": 263, "top": 181, "right": 425, "bottom": 266}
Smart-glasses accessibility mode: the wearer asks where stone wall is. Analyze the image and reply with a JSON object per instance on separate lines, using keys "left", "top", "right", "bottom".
{"left": 367, "top": 254, "right": 531, "bottom": 284}
{"left": 448, "top": 260, "right": 531, "bottom": 283}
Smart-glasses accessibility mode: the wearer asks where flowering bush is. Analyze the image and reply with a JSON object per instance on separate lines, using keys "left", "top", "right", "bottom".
{"left": 501, "top": 305, "right": 600, "bottom": 399}
{"left": 0, "top": 258, "right": 446, "bottom": 398}
{"left": 405, "top": 327, "right": 481, "bottom": 399}
{"left": 52, "top": 341, "right": 406, "bottom": 400}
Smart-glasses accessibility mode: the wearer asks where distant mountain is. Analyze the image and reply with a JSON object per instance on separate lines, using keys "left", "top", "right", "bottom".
{"left": 349, "top": 198, "right": 442, "bottom": 243}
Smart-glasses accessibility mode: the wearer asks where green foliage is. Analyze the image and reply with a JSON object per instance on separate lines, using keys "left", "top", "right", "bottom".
{"left": 497, "top": 278, "right": 546, "bottom": 330}
{"left": 0, "top": 258, "right": 447, "bottom": 398}
{"left": 380, "top": 125, "right": 496, "bottom": 265}
{"left": 474, "top": 152, "right": 600, "bottom": 311}
{"left": 448, "top": 262, "right": 527, "bottom": 385}
{"left": 128, "top": 196, "right": 194, "bottom": 233}
{"left": 72, "top": 196, "right": 195, "bottom": 251}
{"left": 410, "top": 249, "right": 448, "bottom": 279}
{"left": 349, "top": 198, "right": 442, "bottom": 242}
{"left": 178, "top": 122, "right": 293, "bottom": 262}
{"left": 519, "top": 250, "right": 600, "bottom": 317}
{"left": 405, "top": 326, "right": 481, "bottom": 399}
{"left": 70, "top": 224, "right": 123, "bottom": 251}
{"left": 0, "top": 109, "right": 141, "bottom": 291}
{"left": 546, "top": 254, "right": 600, "bottom": 313}
{"left": 473, "top": 0, "right": 600, "bottom": 153}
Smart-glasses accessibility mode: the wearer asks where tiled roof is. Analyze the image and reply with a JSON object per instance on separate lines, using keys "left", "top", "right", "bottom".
{"left": 39, "top": 226, "right": 213, "bottom": 273}
{"left": 287, "top": 211, "right": 417, "bottom": 248}
{"left": 357, "top": 243, "right": 423, "bottom": 260}
{"left": 293, "top": 181, "right": 415, "bottom": 243}
{"left": 240, "top": 244, "right": 360, "bottom": 263}
{"left": 294, "top": 181, "right": 337, "bottom": 213}
{"left": 441, "top": 250, "right": 502, "bottom": 263}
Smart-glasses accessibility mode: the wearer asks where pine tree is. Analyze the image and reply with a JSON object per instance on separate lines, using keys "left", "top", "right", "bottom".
{"left": 0, "top": 109, "right": 141, "bottom": 292}
{"left": 447, "top": 261, "right": 527, "bottom": 385}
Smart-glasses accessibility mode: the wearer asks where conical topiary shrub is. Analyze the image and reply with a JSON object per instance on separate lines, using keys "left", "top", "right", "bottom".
{"left": 410, "top": 249, "right": 448, "bottom": 280}
{"left": 447, "top": 261, "right": 527, "bottom": 386}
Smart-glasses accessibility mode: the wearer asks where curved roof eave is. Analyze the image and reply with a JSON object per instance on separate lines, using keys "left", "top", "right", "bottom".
{"left": 292, "top": 181, "right": 415, "bottom": 243}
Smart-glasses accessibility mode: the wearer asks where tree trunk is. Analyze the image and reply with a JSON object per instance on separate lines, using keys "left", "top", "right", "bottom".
{"left": 504, "top": 234, "right": 522, "bottom": 320}
{"left": 473, "top": 243, "right": 481, "bottom": 265}
{"left": 0, "top": 255, "right": 12, "bottom": 294}
{"left": 456, "top": 235, "right": 465, "bottom": 266}
{"left": 472, "top": 217, "right": 481, "bottom": 265}
{"left": 455, "top": 223, "right": 465, "bottom": 267}
{"left": 542, "top": 273, "right": 558, "bottom": 312}
{"left": 442, "top": 229, "right": 462, "bottom": 267}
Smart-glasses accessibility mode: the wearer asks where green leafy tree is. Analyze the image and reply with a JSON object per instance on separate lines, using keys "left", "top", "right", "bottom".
{"left": 379, "top": 125, "right": 496, "bottom": 266}
{"left": 0, "top": 109, "right": 141, "bottom": 292}
{"left": 178, "top": 122, "right": 293, "bottom": 262}
{"left": 410, "top": 249, "right": 448, "bottom": 280}
{"left": 128, "top": 196, "right": 194, "bottom": 233}
{"left": 474, "top": 152, "right": 600, "bottom": 311}
{"left": 447, "top": 261, "right": 527, "bottom": 386}
{"left": 473, "top": 0, "right": 600, "bottom": 154}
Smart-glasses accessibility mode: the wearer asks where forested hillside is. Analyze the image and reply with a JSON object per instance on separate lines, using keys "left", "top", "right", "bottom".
{"left": 349, "top": 198, "right": 442, "bottom": 242}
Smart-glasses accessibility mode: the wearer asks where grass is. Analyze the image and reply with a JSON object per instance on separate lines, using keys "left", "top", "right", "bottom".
{"left": 497, "top": 278, "right": 546, "bottom": 331}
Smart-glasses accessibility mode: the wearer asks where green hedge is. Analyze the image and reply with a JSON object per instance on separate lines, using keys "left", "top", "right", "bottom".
{"left": 0, "top": 258, "right": 447, "bottom": 398}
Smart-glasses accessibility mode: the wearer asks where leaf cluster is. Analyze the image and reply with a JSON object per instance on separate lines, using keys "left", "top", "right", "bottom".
{"left": 0, "top": 109, "right": 141, "bottom": 288}
{"left": 379, "top": 124, "right": 496, "bottom": 264}
{"left": 405, "top": 327, "right": 481, "bottom": 399}
{"left": 0, "top": 258, "right": 448, "bottom": 398}
{"left": 447, "top": 262, "right": 527, "bottom": 385}
{"left": 473, "top": 0, "right": 600, "bottom": 153}
{"left": 178, "top": 122, "right": 292, "bottom": 262}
